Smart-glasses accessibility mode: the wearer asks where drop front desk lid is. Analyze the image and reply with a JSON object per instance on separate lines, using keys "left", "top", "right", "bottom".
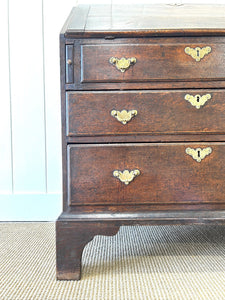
{"left": 62, "top": 4, "right": 225, "bottom": 38}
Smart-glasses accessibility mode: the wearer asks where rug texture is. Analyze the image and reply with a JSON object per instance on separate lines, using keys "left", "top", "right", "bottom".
{"left": 0, "top": 222, "right": 224, "bottom": 300}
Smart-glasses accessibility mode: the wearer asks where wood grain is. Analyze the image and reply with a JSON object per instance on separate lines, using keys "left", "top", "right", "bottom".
{"left": 66, "top": 134, "right": 225, "bottom": 144}
{"left": 66, "top": 90, "right": 225, "bottom": 137}
{"left": 64, "top": 37, "right": 225, "bottom": 90}
{"left": 68, "top": 143, "right": 225, "bottom": 206}
{"left": 59, "top": 210, "right": 225, "bottom": 225}
{"left": 65, "top": 4, "right": 225, "bottom": 38}
{"left": 58, "top": 4, "right": 225, "bottom": 280}
{"left": 56, "top": 220, "right": 119, "bottom": 280}
{"left": 56, "top": 210, "right": 225, "bottom": 280}
{"left": 81, "top": 40, "right": 225, "bottom": 83}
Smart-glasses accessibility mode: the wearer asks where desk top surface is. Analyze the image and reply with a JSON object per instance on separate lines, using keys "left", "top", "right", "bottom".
{"left": 62, "top": 4, "right": 225, "bottom": 38}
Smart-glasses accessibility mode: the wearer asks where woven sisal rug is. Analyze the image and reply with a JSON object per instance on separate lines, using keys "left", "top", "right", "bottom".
{"left": 0, "top": 222, "right": 224, "bottom": 299}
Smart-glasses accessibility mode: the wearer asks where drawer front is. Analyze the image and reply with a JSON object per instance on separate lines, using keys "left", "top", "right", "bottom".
{"left": 68, "top": 143, "right": 225, "bottom": 206}
{"left": 66, "top": 90, "right": 225, "bottom": 136}
{"left": 80, "top": 39, "right": 225, "bottom": 83}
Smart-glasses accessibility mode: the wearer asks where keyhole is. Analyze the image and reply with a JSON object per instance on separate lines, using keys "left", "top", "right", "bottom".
{"left": 196, "top": 96, "right": 200, "bottom": 102}
{"left": 198, "top": 150, "right": 201, "bottom": 157}
{"left": 197, "top": 49, "right": 200, "bottom": 57}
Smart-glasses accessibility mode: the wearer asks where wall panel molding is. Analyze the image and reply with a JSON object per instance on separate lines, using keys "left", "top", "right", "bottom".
{"left": 0, "top": 0, "right": 13, "bottom": 193}
{"left": 9, "top": 0, "right": 46, "bottom": 193}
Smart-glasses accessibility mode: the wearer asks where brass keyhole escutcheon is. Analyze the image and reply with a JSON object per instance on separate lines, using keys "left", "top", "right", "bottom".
{"left": 185, "top": 147, "right": 212, "bottom": 162}
{"left": 109, "top": 57, "right": 137, "bottom": 72}
{"left": 184, "top": 94, "right": 211, "bottom": 109}
{"left": 184, "top": 46, "right": 211, "bottom": 61}
{"left": 113, "top": 169, "right": 140, "bottom": 185}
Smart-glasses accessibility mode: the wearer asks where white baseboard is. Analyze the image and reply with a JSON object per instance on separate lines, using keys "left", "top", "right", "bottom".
{"left": 0, "top": 193, "right": 62, "bottom": 221}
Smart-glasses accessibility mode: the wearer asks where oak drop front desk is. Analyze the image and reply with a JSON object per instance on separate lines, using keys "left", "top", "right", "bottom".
{"left": 56, "top": 4, "right": 225, "bottom": 280}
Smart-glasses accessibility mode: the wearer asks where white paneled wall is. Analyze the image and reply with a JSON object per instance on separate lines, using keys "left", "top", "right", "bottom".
{"left": 9, "top": 0, "right": 46, "bottom": 193}
{"left": 0, "top": 0, "right": 12, "bottom": 194}
{"left": 0, "top": 0, "right": 76, "bottom": 220}
{"left": 0, "top": 0, "right": 224, "bottom": 220}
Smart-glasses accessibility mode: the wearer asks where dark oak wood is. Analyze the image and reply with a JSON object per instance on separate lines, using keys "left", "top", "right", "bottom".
{"left": 65, "top": 45, "right": 74, "bottom": 84}
{"left": 59, "top": 210, "right": 225, "bottom": 225}
{"left": 66, "top": 80, "right": 225, "bottom": 91}
{"left": 56, "top": 210, "right": 225, "bottom": 279}
{"left": 56, "top": 220, "right": 120, "bottom": 280}
{"left": 68, "top": 143, "right": 225, "bottom": 206}
{"left": 81, "top": 40, "right": 225, "bottom": 83}
{"left": 63, "top": 5, "right": 225, "bottom": 38}
{"left": 65, "top": 37, "right": 225, "bottom": 90}
{"left": 66, "top": 134, "right": 225, "bottom": 144}
{"left": 66, "top": 90, "right": 225, "bottom": 137}
{"left": 57, "top": 5, "right": 225, "bottom": 280}
{"left": 67, "top": 205, "right": 225, "bottom": 214}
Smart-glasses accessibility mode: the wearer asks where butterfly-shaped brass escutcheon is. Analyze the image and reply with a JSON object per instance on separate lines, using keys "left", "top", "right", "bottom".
{"left": 113, "top": 169, "right": 140, "bottom": 185}
{"left": 109, "top": 57, "right": 137, "bottom": 72}
{"left": 185, "top": 147, "right": 212, "bottom": 162}
{"left": 184, "top": 94, "right": 211, "bottom": 109}
{"left": 111, "top": 109, "right": 137, "bottom": 125}
{"left": 184, "top": 46, "right": 211, "bottom": 62}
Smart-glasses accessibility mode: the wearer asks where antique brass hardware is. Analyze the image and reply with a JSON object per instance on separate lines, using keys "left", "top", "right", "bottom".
{"left": 109, "top": 57, "right": 137, "bottom": 72}
{"left": 113, "top": 169, "right": 140, "bottom": 185}
{"left": 111, "top": 109, "right": 137, "bottom": 125}
{"left": 67, "top": 59, "right": 72, "bottom": 65}
{"left": 184, "top": 46, "right": 211, "bottom": 61}
{"left": 185, "top": 147, "right": 212, "bottom": 162}
{"left": 184, "top": 94, "right": 211, "bottom": 109}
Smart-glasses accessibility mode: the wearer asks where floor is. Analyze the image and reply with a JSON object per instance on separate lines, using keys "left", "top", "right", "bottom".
{"left": 0, "top": 222, "right": 224, "bottom": 300}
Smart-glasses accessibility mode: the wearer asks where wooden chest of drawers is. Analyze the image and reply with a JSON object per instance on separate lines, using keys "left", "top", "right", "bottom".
{"left": 56, "top": 4, "right": 225, "bottom": 280}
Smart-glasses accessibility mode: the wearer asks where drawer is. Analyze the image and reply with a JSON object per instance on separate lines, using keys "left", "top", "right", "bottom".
{"left": 66, "top": 90, "right": 225, "bottom": 137}
{"left": 68, "top": 143, "right": 225, "bottom": 206}
{"left": 79, "top": 38, "right": 225, "bottom": 84}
